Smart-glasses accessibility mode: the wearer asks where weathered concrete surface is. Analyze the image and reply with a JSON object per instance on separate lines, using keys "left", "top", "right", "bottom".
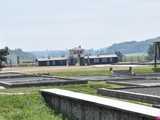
{"left": 97, "top": 88, "right": 160, "bottom": 104}
{"left": 123, "top": 87, "right": 160, "bottom": 96}
{"left": 0, "top": 72, "right": 32, "bottom": 79}
{"left": 106, "top": 79, "right": 160, "bottom": 87}
{"left": 41, "top": 89, "right": 160, "bottom": 120}
{"left": 0, "top": 77, "right": 88, "bottom": 88}
{"left": 55, "top": 75, "right": 160, "bottom": 82}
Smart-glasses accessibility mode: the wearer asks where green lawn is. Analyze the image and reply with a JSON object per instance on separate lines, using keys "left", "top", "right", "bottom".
{"left": 0, "top": 82, "right": 123, "bottom": 120}
{"left": 0, "top": 94, "right": 67, "bottom": 120}
{"left": 133, "top": 66, "right": 154, "bottom": 74}
{"left": 49, "top": 67, "right": 111, "bottom": 77}
{"left": 0, "top": 65, "right": 158, "bottom": 120}
{"left": 48, "top": 66, "right": 157, "bottom": 77}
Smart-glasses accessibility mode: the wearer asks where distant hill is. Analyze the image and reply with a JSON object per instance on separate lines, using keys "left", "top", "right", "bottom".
{"left": 28, "top": 37, "right": 160, "bottom": 58}
{"left": 7, "top": 36, "right": 159, "bottom": 63}
{"left": 31, "top": 50, "right": 66, "bottom": 58}
{"left": 96, "top": 37, "right": 160, "bottom": 54}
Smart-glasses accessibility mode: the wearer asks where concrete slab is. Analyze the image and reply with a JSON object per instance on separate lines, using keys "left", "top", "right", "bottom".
{"left": 41, "top": 89, "right": 160, "bottom": 120}
{"left": 97, "top": 88, "right": 160, "bottom": 105}
{"left": 106, "top": 79, "right": 160, "bottom": 87}
{"left": 0, "top": 76, "right": 88, "bottom": 88}
{"left": 55, "top": 76, "right": 150, "bottom": 81}
{"left": 0, "top": 72, "right": 31, "bottom": 79}
{"left": 122, "top": 87, "right": 160, "bottom": 96}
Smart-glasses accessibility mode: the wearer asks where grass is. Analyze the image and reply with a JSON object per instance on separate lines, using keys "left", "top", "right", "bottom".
{"left": 0, "top": 82, "right": 123, "bottom": 120}
{"left": 0, "top": 65, "right": 158, "bottom": 120}
{"left": 49, "top": 68, "right": 111, "bottom": 77}
{"left": 49, "top": 66, "right": 155, "bottom": 77}
{"left": 0, "top": 82, "right": 123, "bottom": 94}
{"left": 3, "top": 65, "right": 159, "bottom": 77}
{"left": 133, "top": 66, "right": 153, "bottom": 74}
{"left": 0, "top": 94, "right": 67, "bottom": 120}
{"left": 58, "top": 82, "right": 123, "bottom": 94}
{"left": 125, "top": 53, "right": 147, "bottom": 57}
{"left": 50, "top": 66, "right": 160, "bottom": 77}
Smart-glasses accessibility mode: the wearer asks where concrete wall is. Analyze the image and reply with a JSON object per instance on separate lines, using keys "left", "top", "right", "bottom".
{"left": 41, "top": 89, "right": 160, "bottom": 120}
{"left": 97, "top": 88, "right": 160, "bottom": 105}
{"left": 1, "top": 79, "right": 88, "bottom": 88}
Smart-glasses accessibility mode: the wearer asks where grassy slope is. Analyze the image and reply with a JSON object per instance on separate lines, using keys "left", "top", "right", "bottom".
{"left": 0, "top": 94, "right": 66, "bottom": 120}
{"left": 0, "top": 82, "right": 122, "bottom": 120}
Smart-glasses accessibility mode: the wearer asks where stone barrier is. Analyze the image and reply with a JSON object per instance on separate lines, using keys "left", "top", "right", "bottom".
{"left": 0, "top": 79, "right": 88, "bottom": 88}
{"left": 41, "top": 89, "right": 160, "bottom": 120}
{"left": 97, "top": 88, "right": 160, "bottom": 104}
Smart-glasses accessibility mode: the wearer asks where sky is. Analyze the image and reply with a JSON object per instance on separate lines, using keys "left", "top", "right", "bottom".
{"left": 1, "top": 0, "right": 160, "bottom": 51}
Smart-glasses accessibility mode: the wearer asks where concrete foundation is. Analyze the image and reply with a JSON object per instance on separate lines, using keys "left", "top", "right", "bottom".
{"left": 97, "top": 88, "right": 160, "bottom": 104}
{"left": 41, "top": 89, "right": 160, "bottom": 120}
{"left": 0, "top": 77, "right": 88, "bottom": 88}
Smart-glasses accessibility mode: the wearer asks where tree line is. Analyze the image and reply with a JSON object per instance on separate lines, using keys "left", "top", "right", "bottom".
{"left": 0, "top": 47, "right": 9, "bottom": 68}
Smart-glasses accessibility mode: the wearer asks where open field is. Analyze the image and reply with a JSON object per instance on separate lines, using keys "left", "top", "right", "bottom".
{"left": 1, "top": 65, "right": 156, "bottom": 77}
{"left": 0, "top": 65, "right": 159, "bottom": 120}
{"left": 0, "top": 94, "right": 67, "bottom": 120}
{"left": 0, "top": 82, "right": 123, "bottom": 120}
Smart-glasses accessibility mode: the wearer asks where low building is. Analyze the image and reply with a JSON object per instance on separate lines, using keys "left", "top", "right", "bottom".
{"left": 37, "top": 54, "right": 118, "bottom": 66}
{"left": 85, "top": 55, "right": 118, "bottom": 65}
{"left": 38, "top": 57, "right": 68, "bottom": 66}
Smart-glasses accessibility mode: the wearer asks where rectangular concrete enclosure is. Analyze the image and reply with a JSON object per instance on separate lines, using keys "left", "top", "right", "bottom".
{"left": 0, "top": 72, "right": 32, "bottom": 79}
{"left": 0, "top": 77, "right": 88, "bottom": 88}
{"left": 97, "top": 88, "right": 160, "bottom": 104}
{"left": 106, "top": 79, "right": 160, "bottom": 87}
{"left": 41, "top": 89, "right": 160, "bottom": 120}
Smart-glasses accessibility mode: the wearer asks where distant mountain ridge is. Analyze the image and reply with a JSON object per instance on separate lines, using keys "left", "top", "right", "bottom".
{"left": 31, "top": 50, "right": 66, "bottom": 58}
{"left": 100, "top": 39, "right": 152, "bottom": 54}
{"left": 7, "top": 36, "right": 160, "bottom": 62}
{"left": 103, "top": 36, "right": 160, "bottom": 54}
{"left": 30, "top": 37, "right": 160, "bottom": 57}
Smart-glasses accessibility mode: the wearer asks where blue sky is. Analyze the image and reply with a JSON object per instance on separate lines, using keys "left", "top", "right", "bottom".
{"left": 1, "top": 0, "right": 160, "bottom": 51}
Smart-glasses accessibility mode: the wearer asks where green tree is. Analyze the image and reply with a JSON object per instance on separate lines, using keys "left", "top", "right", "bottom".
{"left": 115, "top": 51, "right": 124, "bottom": 62}
{"left": 0, "top": 47, "right": 9, "bottom": 68}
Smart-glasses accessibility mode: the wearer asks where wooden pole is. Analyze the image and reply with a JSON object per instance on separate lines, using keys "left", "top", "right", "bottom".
{"left": 154, "top": 43, "right": 157, "bottom": 68}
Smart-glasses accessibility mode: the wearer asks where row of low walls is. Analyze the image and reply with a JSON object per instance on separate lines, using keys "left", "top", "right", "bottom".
{"left": 97, "top": 88, "right": 160, "bottom": 105}
{"left": 0, "top": 79, "right": 88, "bottom": 88}
{"left": 41, "top": 89, "right": 160, "bottom": 120}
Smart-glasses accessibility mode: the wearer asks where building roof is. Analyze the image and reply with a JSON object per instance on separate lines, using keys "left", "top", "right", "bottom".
{"left": 37, "top": 57, "right": 67, "bottom": 62}
{"left": 37, "top": 54, "right": 118, "bottom": 62}
{"left": 84, "top": 54, "right": 118, "bottom": 59}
